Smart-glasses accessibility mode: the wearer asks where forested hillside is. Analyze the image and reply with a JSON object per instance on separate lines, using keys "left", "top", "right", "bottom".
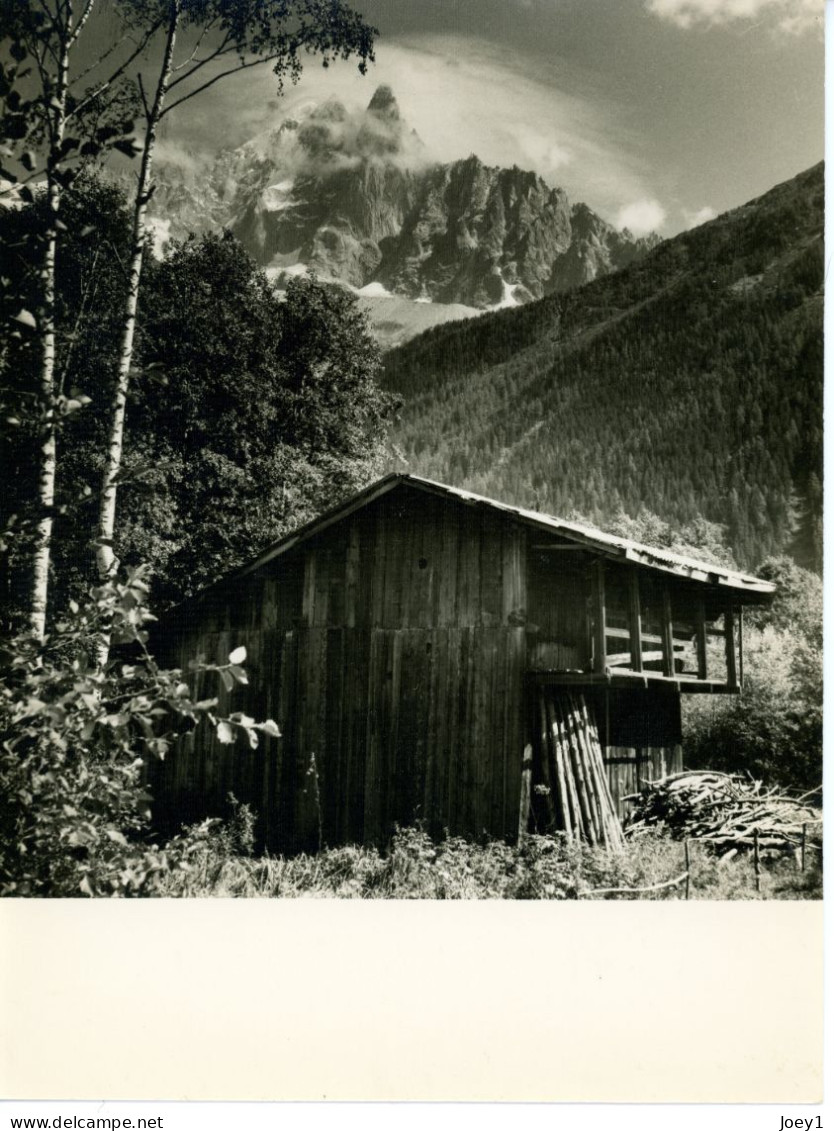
{"left": 384, "top": 163, "right": 823, "bottom": 571}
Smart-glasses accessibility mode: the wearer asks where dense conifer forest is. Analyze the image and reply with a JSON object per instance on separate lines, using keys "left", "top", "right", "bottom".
{"left": 384, "top": 162, "right": 823, "bottom": 572}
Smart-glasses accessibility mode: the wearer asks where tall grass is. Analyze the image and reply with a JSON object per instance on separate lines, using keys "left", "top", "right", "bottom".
{"left": 152, "top": 819, "right": 822, "bottom": 900}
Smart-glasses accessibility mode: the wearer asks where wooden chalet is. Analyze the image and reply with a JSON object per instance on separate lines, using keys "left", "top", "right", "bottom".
{"left": 152, "top": 474, "right": 775, "bottom": 852}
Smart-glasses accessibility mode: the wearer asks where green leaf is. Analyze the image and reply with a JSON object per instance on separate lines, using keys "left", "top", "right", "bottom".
{"left": 13, "top": 308, "right": 36, "bottom": 330}
{"left": 229, "top": 665, "right": 248, "bottom": 684}
{"left": 259, "top": 719, "right": 281, "bottom": 738}
{"left": 229, "top": 645, "right": 246, "bottom": 664}
{"left": 112, "top": 137, "right": 142, "bottom": 158}
{"left": 216, "top": 720, "right": 235, "bottom": 744}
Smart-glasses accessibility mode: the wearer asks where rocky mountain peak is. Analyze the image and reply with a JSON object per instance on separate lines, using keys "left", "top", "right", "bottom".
{"left": 356, "top": 85, "right": 414, "bottom": 160}
{"left": 367, "top": 84, "right": 401, "bottom": 119}
{"left": 570, "top": 201, "right": 600, "bottom": 228}
{"left": 144, "top": 86, "right": 661, "bottom": 311}
{"left": 309, "top": 96, "right": 349, "bottom": 123}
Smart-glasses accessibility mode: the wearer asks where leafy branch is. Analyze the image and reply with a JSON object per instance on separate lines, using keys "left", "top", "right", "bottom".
{"left": 0, "top": 564, "right": 280, "bottom": 895}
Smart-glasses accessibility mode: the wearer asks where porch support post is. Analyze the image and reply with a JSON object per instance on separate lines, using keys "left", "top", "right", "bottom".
{"left": 695, "top": 597, "right": 708, "bottom": 680}
{"left": 594, "top": 561, "right": 607, "bottom": 674}
{"left": 725, "top": 604, "right": 738, "bottom": 689}
{"left": 661, "top": 585, "right": 675, "bottom": 677}
{"left": 738, "top": 606, "right": 744, "bottom": 688}
{"left": 628, "top": 570, "right": 643, "bottom": 672}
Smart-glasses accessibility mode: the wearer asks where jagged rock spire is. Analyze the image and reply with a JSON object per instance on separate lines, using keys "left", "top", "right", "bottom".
{"left": 367, "top": 84, "right": 401, "bottom": 119}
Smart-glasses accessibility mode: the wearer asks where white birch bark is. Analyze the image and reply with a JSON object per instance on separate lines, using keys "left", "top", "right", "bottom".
{"left": 29, "top": 3, "right": 72, "bottom": 641}
{"left": 95, "top": 6, "right": 179, "bottom": 590}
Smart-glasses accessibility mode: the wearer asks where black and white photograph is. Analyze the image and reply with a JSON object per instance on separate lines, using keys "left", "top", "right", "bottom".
{"left": 0, "top": 0, "right": 825, "bottom": 1110}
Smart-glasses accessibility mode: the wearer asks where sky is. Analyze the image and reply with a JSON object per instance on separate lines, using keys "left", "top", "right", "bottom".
{"left": 139, "top": 0, "right": 823, "bottom": 236}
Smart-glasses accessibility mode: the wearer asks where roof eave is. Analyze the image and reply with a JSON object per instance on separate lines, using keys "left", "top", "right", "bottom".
{"left": 405, "top": 475, "right": 776, "bottom": 598}
{"left": 175, "top": 472, "right": 777, "bottom": 612}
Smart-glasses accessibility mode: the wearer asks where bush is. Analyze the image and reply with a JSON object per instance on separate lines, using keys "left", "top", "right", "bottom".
{"left": 0, "top": 568, "right": 276, "bottom": 896}
{"left": 684, "top": 626, "right": 821, "bottom": 792}
{"left": 683, "top": 558, "right": 822, "bottom": 792}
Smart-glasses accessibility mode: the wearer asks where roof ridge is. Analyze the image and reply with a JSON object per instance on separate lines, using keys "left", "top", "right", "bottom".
{"left": 177, "top": 473, "right": 775, "bottom": 611}
{"left": 399, "top": 474, "right": 771, "bottom": 589}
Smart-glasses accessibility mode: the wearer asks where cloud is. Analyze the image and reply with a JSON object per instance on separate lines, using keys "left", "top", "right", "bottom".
{"left": 645, "top": 0, "right": 822, "bottom": 34}
{"left": 146, "top": 216, "right": 172, "bottom": 258}
{"left": 616, "top": 199, "right": 667, "bottom": 236}
{"left": 165, "top": 35, "right": 662, "bottom": 226}
{"left": 241, "top": 92, "right": 430, "bottom": 179}
{"left": 151, "top": 139, "right": 214, "bottom": 178}
{"left": 682, "top": 205, "right": 718, "bottom": 228}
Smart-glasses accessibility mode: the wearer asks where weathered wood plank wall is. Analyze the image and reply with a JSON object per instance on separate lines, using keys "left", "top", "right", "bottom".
{"left": 153, "top": 491, "right": 528, "bottom": 851}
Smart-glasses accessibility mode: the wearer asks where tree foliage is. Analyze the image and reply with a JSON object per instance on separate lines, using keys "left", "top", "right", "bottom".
{"left": 0, "top": 1, "right": 387, "bottom": 892}
{"left": 131, "top": 233, "right": 393, "bottom": 603}
{"left": 1, "top": 174, "right": 133, "bottom": 627}
{"left": 0, "top": 0, "right": 378, "bottom": 633}
{"left": 576, "top": 506, "right": 738, "bottom": 570}
{"left": 0, "top": 565, "right": 277, "bottom": 896}
{"left": 1, "top": 180, "right": 393, "bottom": 615}
{"left": 683, "top": 559, "right": 822, "bottom": 792}
{"left": 0, "top": 0, "right": 155, "bottom": 638}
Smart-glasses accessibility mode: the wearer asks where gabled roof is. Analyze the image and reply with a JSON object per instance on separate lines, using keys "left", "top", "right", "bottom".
{"left": 222, "top": 473, "right": 775, "bottom": 599}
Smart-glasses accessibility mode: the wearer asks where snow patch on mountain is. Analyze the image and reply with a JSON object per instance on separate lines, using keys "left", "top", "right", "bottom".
{"left": 491, "top": 276, "right": 522, "bottom": 309}
{"left": 261, "top": 180, "right": 296, "bottom": 211}
{"left": 357, "top": 281, "right": 395, "bottom": 298}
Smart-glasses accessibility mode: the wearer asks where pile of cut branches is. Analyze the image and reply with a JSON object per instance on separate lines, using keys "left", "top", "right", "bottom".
{"left": 624, "top": 771, "right": 821, "bottom": 857}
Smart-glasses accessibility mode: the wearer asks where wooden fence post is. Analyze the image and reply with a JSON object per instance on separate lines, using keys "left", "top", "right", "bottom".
{"left": 753, "top": 828, "right": 761, "bottom": 894}
{"left": 684, "top": 839, "right": 691, "bottom": 901}
{"left": 518, "top": 743, "right": 533, "bottom": 843}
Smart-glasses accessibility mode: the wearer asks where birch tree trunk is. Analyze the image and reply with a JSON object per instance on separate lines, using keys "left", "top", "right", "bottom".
{"left": 95, "top": 7, "right": 179, "bottom": 592}
{"left": 29, "top": 5, "right": 72, "bottom": 641}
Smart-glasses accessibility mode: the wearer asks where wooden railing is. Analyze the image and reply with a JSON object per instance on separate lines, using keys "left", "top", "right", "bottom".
{"left": 531, "top": 563, "right": 741, "bottom": 693}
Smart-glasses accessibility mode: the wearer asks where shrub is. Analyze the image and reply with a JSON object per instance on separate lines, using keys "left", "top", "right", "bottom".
{"left": 0, "top": 568, "right": 276, "bottom": 896}
{"left": 683, "top": 558, "right": 822, "bottom": 793}
{"left": 683, "top": 625, "right": 822, "bottom": 791}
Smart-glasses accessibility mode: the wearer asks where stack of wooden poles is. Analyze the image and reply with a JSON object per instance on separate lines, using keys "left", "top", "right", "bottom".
{"left": 536, "top": 689, "right": 626, "bottom": 851}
